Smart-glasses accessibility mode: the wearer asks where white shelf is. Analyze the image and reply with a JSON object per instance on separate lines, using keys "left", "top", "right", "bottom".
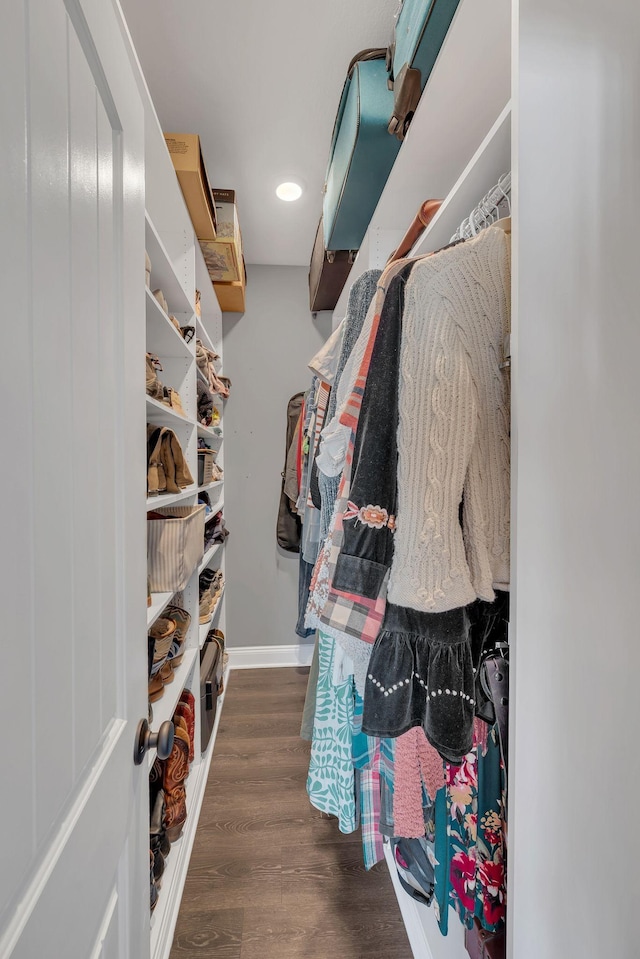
{"left": 194, "top": 239, "right": 222, "bottom": 323}
{"left": 195, "top": 316, "right": 221, "bottom": 363}
{"left": 196, "top": 367, "right": 226, "bottom": 400}
{"left": 383, "top": 842, "right": 468, "bottom": 959}
{"left": 332, "top": 0, "right": 511, "bottom": 319}
{"left": 197, "top": 423, "right": 223, "bottom": 443}
{"left": 411, "top": 104, "right": 511, "bottom": 257}
{"left": 198, "top": 586, "right": 225, "bottom": 648}
{"left": 198, "top": 479, "right": 223, "bottom": 495}
{"left": 146, "top": 486, "right": 198, "bottom": 510}
{"left": 146, "top": 395, "right": 194, "bottom": 429}
{"left": 198, "top": 541, "right": 223, "bottom": 574}
{"left": 148, "top": 647, "right": 199, "bottom": 746}
{"left": 150, "top": 666, "right": 231, "bottom": 959}
{"left": 146, "top": 212, "right": 195, "bottom": 318}
{"left": 147, "top": 591, "right": 175, "bottom": 629}
{"left": 146, "top": 289, "right": 194, "bottom": 359}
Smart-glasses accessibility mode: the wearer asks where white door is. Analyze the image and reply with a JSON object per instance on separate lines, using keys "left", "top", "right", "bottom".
{"left": 0, "top": 0, "right": 149, "bottom": 957}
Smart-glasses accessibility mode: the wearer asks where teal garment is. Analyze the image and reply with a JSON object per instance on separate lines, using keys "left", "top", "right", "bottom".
{"left": 433, "top": 725, "right": 506, "bottom": 935}
{"left": 306, "top": 630, "right": 356, "bottom": 833}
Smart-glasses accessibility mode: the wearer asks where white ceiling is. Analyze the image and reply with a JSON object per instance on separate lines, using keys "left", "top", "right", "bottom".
{"left": 120, "top": 0, "right": 399, "bottom": 267}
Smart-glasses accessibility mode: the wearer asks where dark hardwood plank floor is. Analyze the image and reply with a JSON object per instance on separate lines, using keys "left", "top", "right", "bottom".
{"left": 169, "top": 666, "right": 413, "bottom": 959}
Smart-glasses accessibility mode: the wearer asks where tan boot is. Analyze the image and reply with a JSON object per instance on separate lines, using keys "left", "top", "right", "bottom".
{"left": 169, "top": 432, "right": 194, "bottom": 488}
{"left": 147, "top": 426, "right": 167, "bottom": 496}
{"left": 160, "top": 431, "right": 180, "bottom": 494}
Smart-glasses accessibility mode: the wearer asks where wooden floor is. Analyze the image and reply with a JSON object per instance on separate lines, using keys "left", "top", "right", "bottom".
{"left": 170, "top": 666, "right": 413, "bottom": 959}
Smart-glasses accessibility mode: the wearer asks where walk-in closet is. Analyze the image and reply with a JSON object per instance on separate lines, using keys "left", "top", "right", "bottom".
{"left": 2, "top": 1, "right": 639, "bottom": 958}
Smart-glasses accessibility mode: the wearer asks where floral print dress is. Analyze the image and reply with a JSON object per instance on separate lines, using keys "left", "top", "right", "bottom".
{"left": 433, "top": 721, "right": 506, "bottom": 935}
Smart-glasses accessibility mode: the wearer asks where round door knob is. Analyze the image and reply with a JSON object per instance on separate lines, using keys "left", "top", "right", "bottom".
{"left": 133, "top": 718, "right": 174, "bottom": 765}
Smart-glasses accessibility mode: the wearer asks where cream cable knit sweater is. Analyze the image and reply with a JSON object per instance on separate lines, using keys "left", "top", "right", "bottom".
{"left": 387, "top": 226, "right": 511, "bottom": 613}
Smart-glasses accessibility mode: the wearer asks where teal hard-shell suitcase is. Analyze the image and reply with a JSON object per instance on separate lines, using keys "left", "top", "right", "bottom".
{"left": 323, "top": 50, "right": 401, "bottom": 253}
{"left": 387, "top": 0, "right": 461, "bottom": 140}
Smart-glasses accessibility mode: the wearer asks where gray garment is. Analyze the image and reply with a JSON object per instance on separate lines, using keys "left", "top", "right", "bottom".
{"left": 300, "top": 635, "right": 320, "bottom": 740}
{"left": 318, "top": 270, "right": 381, "bottom": 541}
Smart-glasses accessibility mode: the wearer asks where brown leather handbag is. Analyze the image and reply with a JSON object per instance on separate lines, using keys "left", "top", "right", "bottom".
{"left": 277, "top": 392, "right": 304, "bottom": 551}
{"left": 464, "top": 919, "right": 505, "bottom": 959}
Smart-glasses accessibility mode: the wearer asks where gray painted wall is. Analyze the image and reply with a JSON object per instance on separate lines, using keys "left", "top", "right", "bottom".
{"left": 222, "top": 265, "right": 332, "bottom": 650}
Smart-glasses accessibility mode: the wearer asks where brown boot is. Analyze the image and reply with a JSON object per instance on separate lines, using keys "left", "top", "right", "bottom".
{"left": 175, "top": 692, "right": 195, "bottom": 763}
{"left": 147, "top": 426, "right": 167, "bottom": 496}
{"left": 162, "top": 722, "right": 190, "bottom": 842}
{"left": 159, "top": 431, "right": 180, "bottom": 494}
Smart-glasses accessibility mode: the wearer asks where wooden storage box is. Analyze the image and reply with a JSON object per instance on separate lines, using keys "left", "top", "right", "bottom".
{"left": 214, "top": 278, "right": 246, "bottom": 313}
{"left": 199, "top": 189, "right": 243, "bottom": 282}
{"left": 164, "top": 133, "right": 217, "bottom": 240}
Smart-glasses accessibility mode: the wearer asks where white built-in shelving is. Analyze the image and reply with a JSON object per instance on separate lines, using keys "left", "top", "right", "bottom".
{"left": 150, "top": 666, "right": 231, "bottom": 959}
{"left": 146, "top": 486, "right": 198, "bottom": 510}
{"left": 138, "top": 57, "right": 228, "bottom": 958}
{"left": 198, "top": 541, "right": 223, "bottom": 575}
{"left": 147, "top": 591, "right": 176, "bottom": 629}
{"left": 146, "top": 394, "right": 192, "bottom": 428}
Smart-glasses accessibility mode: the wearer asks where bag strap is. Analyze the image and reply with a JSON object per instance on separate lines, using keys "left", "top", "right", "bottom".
{"left": 346, "top": 47, "right": 388, "bottom": 77}
{"left": 481, "top": 652, "right": 509, "bottom": 772}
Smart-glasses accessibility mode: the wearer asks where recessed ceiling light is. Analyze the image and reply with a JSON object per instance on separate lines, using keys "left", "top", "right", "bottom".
{"left": 276, "top": 181, "right": 303, "bottom": 202}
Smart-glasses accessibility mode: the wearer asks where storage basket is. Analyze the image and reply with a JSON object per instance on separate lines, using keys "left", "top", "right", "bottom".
{"left": 197, "top": 448, "right": 216, "bottom": 486}
{"left": 147, "top": 504, "right": 205, "bottom": 591}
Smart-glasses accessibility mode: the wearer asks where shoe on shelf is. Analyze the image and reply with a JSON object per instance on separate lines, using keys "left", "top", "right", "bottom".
{"left": 150, "top": 790, "right": 166, "bottom": 888}
{"left": 150, "top": 850, "right": 158, "bottom": 913}
{"left": 146, "top": 353, "right": 165, "bottom": 402}
{"left": 148, "top": 617, "right": 177, "bottom": 702}
{"left": 152, "top": 288, "right": 169, "bottom": 315}
{"left": 163, "top": 721, "right": 190, "bottom": 842}
{"left": 165, "top": 605, "right": 191, "bottom": 670}
{"left": 176, "top": 689, "right": 196, "bottom": 762}
{"left": 199, "top": 589, "right": 214, "bottom": 624}
{"left": 145, "top": 250, "right": 152, "bottom": 288}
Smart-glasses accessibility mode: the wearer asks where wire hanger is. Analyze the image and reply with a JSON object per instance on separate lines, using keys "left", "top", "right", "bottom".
{"left": 450, "top": 172, "right": 511, "bottom": 242}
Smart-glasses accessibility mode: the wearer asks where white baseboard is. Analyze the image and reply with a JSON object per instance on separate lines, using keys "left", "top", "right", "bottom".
{"left": 228, "top": 643, "right": 314, "bottom": 669}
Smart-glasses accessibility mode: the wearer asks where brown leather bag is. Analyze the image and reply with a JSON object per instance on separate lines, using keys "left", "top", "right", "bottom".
{"left": 308, "top": 216, "right": 356, "bottom": 313}
{"left": 464, "top": 919, "right": 505, "bottom": 959}
{"left": 277, "top": 392, "right": 304, "bottom": 551}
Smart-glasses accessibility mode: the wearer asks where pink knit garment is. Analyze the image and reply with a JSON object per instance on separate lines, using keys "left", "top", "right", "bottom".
{"left": 393, "top": 727, "right": 445, "bottom": 838}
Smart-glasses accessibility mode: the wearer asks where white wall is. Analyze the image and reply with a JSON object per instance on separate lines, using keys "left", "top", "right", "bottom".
{"left": 511, "top": 2, "right": 640, "bottom": 957}
{"left": 222, "top": 265, "right": 332, "bottom": 650}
